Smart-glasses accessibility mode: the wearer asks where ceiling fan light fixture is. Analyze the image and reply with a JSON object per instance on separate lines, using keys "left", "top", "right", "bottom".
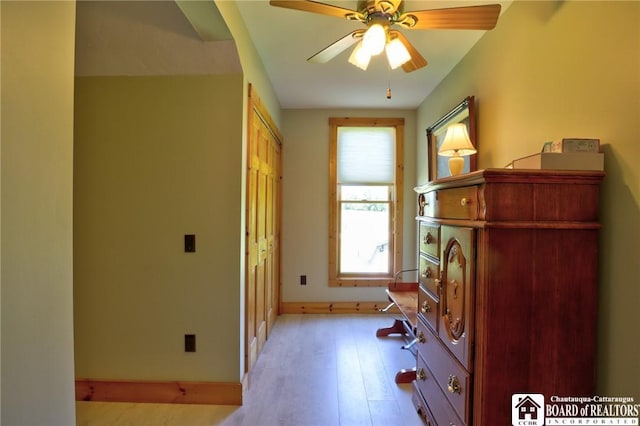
{"left": 270, "top": 0, "right": 503, "bottom": 75}
{"left": 361, "top": 23, "right": 386, "bottom": 56}
{"left": 385, "top": 38, "right": 411, "bottom": 69}
{"left": 348, "top": 42, "right": 371, "bottom": 70}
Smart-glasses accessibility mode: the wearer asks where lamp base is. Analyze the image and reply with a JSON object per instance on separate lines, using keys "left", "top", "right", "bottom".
{"left": 448, "top": 155, "right": 465, "bottom": 176}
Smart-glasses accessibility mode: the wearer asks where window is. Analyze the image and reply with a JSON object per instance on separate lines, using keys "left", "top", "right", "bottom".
{"left": 329, "top": 118, "right": 404, "bottom": 287}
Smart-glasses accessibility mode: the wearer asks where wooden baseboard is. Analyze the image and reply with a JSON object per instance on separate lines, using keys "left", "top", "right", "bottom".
{"left": 281, "top": 301, "right": 397, "bottom": 315}
{"left": 75, "top": 379, "right": 242, "bottom": 405}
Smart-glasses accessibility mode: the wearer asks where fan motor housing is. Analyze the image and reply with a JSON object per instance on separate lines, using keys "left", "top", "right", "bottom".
{"left": 359, "top": 0, "right": 403, "bottom": 18}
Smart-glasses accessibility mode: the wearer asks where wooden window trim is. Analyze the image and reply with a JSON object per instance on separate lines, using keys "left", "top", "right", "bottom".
{"left": 328, "top": 117, "right": 404, "bottom": 287}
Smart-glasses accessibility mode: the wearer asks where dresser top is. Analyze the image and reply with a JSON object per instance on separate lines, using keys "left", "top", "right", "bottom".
{"left": 415, "top": 168, "right": 605, "bottom": 193}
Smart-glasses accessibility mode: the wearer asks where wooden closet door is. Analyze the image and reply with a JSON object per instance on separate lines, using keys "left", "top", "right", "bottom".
{"left": 256, "top": 124, "right": 269, "bottom": 354}
{"left": 246, "top": 86, "right": 282, "bottom": 373}
{"left": 247, "top": 116, "right": 269, "bottom": 369}
{"left": 246, "top": 116, "right": 260, "bottom": 371}
{"left": 265, "top": 140, "right": 280, "bottom": 333}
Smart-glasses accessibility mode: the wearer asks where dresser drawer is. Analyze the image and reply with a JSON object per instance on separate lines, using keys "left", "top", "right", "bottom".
{"left": 433, "top": 186, "right": 479, "bottom": 220}
{"left": 416, "top": 353, "right": 466, "bottom": 426}
{"left": 419, "top": 222, "right": 440, "bottom": 258}
{"left": 419, "top": 326, "right": 471, "bottom": 424}
{"left": 418, "top": 191, "right": 436, "bottom": 218}
{"left": 411, "top": 382, "right": 438, "bottom": 426}
{"left": 416, "top": 316, "right": 434, "bottom": 355}
{"left": 418, "top": 287, "right": 438, "bottom": 332}
{"left": 419, "top": 254, "right": 440, "bottom": 298}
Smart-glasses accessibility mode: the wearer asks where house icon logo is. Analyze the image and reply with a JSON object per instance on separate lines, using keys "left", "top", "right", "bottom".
{"left": 512, "top": 394, "right": 545, "bottom": 426}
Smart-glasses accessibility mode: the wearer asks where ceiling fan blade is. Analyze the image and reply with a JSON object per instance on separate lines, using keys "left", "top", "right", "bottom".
{"left": 308, "top": 30, "right": 364, "bottom": 63}
{"left": 389, "top": 30, "right": 427, "bottom": 73}
{"left": 398, "top": 4, "right": 501, "bottom": 30}
{"left": 269, "top": 1, "right": 362, "bottom": 20}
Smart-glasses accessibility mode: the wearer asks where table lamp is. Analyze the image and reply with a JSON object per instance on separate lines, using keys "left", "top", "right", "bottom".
{"left": 438, "top": 123, "right": 476, "bottom": 176}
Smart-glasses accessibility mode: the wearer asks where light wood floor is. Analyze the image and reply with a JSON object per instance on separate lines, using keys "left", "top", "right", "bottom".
{"left": 76, "top": 314, "right": 424, "bottom": 426}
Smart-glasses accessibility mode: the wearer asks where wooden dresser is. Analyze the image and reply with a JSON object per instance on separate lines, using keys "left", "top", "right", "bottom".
{"left": 411, "top": 169, "right": 604, "bottom": 425}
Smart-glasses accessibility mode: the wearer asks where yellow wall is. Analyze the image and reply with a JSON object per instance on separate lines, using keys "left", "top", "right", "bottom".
{"left": 74, "top": 75, "right": 244, "bottom": 382}
{"left": 72, "top": 0, "right": 285, "bottom": 387}
{"left": 1, "top": 1, "right": 77, "bottom": 424}
{"left": 417, "top": 1, "right": 640, "bottom": 397}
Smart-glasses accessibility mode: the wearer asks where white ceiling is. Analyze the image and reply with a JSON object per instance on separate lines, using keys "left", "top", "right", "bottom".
{"left": 75, "top": 1, "right": 511, "bottom": 110}
{"left": 235, "top": 0, "right": 512, "bottom": 109}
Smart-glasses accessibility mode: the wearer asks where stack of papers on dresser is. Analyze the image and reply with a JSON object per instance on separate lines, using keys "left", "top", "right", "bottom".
{"left": 542, "top": 138, "right": 600, "bottom": 153}
{"left": 510, "top": 152, "right": 604, "bottom": 171}
{"left": 510, "top": 138, "right": 603, "bottom": 171}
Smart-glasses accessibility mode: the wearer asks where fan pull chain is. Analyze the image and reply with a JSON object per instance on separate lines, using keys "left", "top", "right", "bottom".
{"left": 386, "top": 65, "right": 392, "bottom": 99}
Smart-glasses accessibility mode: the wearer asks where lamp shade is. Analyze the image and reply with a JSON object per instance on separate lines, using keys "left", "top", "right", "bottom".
{"left": 362, "top": 24, "right": 386, "bottom": 56}
{"left": 438, "top": 123, "right": 476, "bottom": 157}
{"left": 348, "top": 41, "right": 371, "bottom": 70}
{"left": 385, "top": 38, "right": 411, "bottom": 69}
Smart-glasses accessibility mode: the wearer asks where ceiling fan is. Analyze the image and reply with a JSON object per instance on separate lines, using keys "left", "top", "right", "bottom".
{"left": 269, "top": 0, "right": 501, "bottom": 72}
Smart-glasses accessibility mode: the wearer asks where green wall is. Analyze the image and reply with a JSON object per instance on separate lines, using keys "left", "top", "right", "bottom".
{"left": 74, "top": 75, "right": 245, "bottom": 382}
{"left": 417, "top": 1, "right": 640, "bottom": 397}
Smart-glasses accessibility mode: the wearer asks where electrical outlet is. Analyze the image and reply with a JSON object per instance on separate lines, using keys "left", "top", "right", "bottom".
{"left": 184, "top": 234, "right": 196, "bottom": 252}
{"left": 184, "top": 334, "right": 196, "bottom": 352}
{"left": 300, "top": 275, "right": 307, "bottom": 285}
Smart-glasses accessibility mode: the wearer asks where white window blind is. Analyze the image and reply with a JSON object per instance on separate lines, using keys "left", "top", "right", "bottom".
{"left": 337, "top": 127, "right": 395, "bottom": 184}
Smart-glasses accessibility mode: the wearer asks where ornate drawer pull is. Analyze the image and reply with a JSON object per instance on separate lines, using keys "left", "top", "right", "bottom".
{"left": 416, "top": 406, "right": 430, "bottom": 425}
{"left": 460, "top": 197, "right": 472, "bottom": 206}
{"left": 417, "top": 368, "right": 427, "bottom": 381}
{"left": 417, "top": 330, "right": 426, "bottom": 343}
{"left": 418, "top": 194, "right": 428, "bottom": 216}
{"left": 422, "top": 268, "right": 433, "bottom": 279}
{"left": 423, "top": 232, "right": 434, "bottom": 244}
{"left": 421, "top": 301, "right": 431, "bottom": 314}
{"left": 447, "top": 375, "right": 461, "bottom": 394}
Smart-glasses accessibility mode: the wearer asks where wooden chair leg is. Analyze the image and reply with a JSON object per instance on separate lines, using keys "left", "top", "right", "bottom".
{"left": 395, "top": 368, "right": 417, "bottom": 384}
{"left": 376, "top": 319, "right": 407, "bottom": 337}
